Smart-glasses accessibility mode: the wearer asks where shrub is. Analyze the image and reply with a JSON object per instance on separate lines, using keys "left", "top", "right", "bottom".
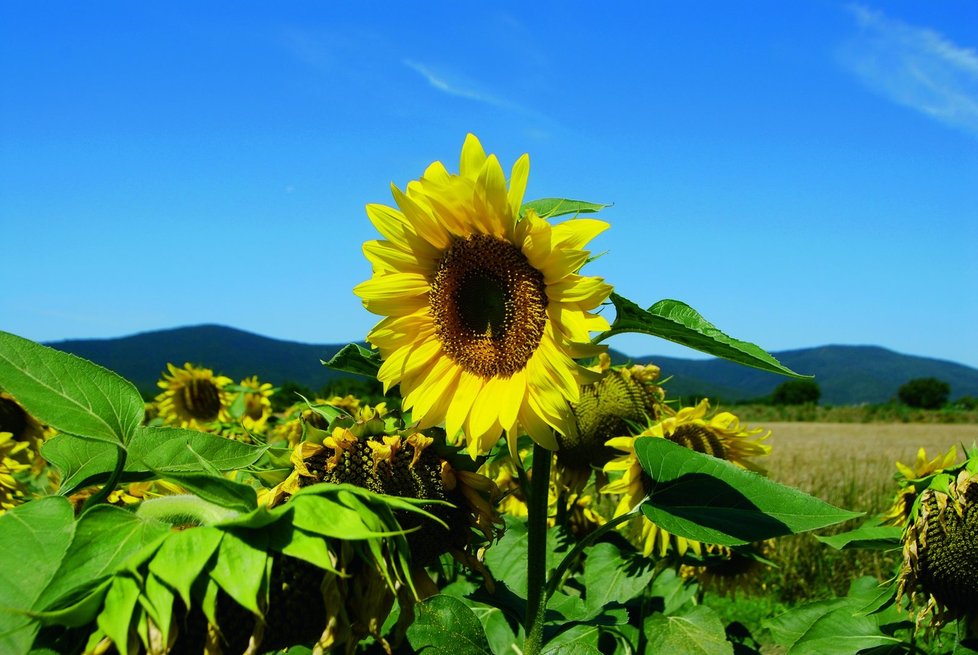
{"left": 771, "top": 379, "right": 821, "bottom": 406}
{"left": 897, "top": 377, "right": 950, "bottom": 409}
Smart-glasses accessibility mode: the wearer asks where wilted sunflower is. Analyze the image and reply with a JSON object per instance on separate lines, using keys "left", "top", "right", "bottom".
{"left": 883, "top": 446, "right": 958, "bottom": 528}
{"left": 354, "top": 134, "right": 612, "bottom": 458}
{"left": 680, "top": 541, "right": 774, "bottom": 597}
{"left": 602, "top": 401, "right": 771, "bottom": 558}
{"left": 155, "top": 363, "right": 232, "bottom": 429}
{"left": 557, "top": 353, "right": 665, "bottom": 492}
{"left": 898, "top": 454, "right": 978, "bottom": 632}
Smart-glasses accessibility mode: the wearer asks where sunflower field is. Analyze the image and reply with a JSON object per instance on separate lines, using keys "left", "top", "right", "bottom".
{"left": 1, "top": 135, "right": 976, "bottom": 654}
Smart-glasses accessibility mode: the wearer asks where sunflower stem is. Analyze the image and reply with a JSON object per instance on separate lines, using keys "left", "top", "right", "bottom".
{"left": 524, "top": 442, "right": 552, "bottom": 655}
{"left": 544, "top": 507, "right": 638, "bottom": 601}
{"left": 135, "top": 494, "right": 241, "bottom": 526}
{"left": 80, "top": 444, "right": 127, "bottom": 513}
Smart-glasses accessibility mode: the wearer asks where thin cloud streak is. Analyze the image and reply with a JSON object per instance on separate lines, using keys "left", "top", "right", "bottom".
{"left": 840, "top": 5, "right": 978, "bottom": 138}
{"left": 402, "top": 59, "right": 525, "bottom": 112}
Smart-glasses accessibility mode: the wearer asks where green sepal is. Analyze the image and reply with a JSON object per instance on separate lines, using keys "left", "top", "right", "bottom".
{"left": 96, "top": 575, "right": 141, "bottom": 655}
{"left": 0, "top": 331, "right": 143, "bottom": 446}
{"left": 520, "top": 198, "right": 609, "bottom": 219}
{"left": 209, "top": 529, "right": 267, "bottom": 616}
{"left": 594, "top": 294, "right": 809, "bottom": 378}
{"left": 635, "top": 437, "right": 861, "bottom": 546}
{"left": 139, "top": 573, "right": 175, "bottom": 648}
{"left": 322, "top": 343, "right": 381, "bottom": 378}
{"left": 147, "top": 528, "right": 223, "bottom": 608}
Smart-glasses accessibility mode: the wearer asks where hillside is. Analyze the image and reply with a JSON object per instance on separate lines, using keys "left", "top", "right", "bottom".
{"left": 626, "top": 345, "right": 978, "bottom": 405}
{"left": 43, "top": 326, "right": 978, "bottom": 405}
{"left": 45, "top": 325, "right": 352, "bottom": 396}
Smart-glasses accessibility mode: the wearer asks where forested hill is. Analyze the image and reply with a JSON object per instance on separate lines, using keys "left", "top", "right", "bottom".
{"left": 44, "top": 326, "right": 978, "bottom": 405}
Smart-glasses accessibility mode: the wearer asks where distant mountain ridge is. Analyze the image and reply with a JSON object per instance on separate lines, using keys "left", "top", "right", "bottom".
{"left": 44, "top": 325, "right": 978, "bottom": 404}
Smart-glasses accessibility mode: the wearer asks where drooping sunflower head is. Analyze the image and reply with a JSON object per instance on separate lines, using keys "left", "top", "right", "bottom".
{"left": 0, "top": 392, "right": 55, "bottom": 512}
{"left": 155, "top": 363, "right": 232, "bottom": 429}
{"left": 557, "top": 354, "right": 665, "bottom": 491}
{"left": 680, "top": 541, "right": 774, "bottom": 597}
{"left": 898, "top": 460, "right": 978, "bottom": 631}
{"left": 883, "top": 446, "right": 959, "bottom": 528}
{"left": 270, "top": 425, "right": 501, "bottom": 568}
{"left": 354, "top": 134, "right": 613, "bottom": 458}
{"left": 601, "top": 402, "right": 772, "bottom": 559}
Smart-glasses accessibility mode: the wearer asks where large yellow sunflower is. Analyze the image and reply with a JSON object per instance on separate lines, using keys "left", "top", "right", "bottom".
{"left": 354, "top": 134, "right": 612, "bottom": 458}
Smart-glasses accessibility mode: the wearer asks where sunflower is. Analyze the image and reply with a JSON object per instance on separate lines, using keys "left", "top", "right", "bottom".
{"left": 898, "top": 464, "right": 978, "bottom": 632}
{"left": 883, "top": 446, "right": 959, "bottom": 528}
{"left": 0, "top": 392, "right": 56, "bottom": 512}
{"left": 680, "top": 541, "right": 774, "bottom": 597}
{"left": 602, "top": 401, "right": 771, "bottom": 558}
{"left": 354, "top": 134, "right": 612, "bottom": 458}
{"left": 232, "top": 375, "right": 275, "bottom": 434}
{"left": 155, "top": 363, "right": 232, "bottom": 429}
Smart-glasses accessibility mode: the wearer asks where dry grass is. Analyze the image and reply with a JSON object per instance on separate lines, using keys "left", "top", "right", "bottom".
{"left": 758, "top": 422, "right": 978, "bottom": 602}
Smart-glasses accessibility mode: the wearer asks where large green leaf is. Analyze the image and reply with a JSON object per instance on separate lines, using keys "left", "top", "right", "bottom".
{"left": 321, "top": 343, "right": 381, "bottom": 378}
{"left": 152, "top": 468, "right": 257, "bottom": 513}
{"left": 583, "top": 542, "right": 655, "bottom": 614}
{"left": 520, "top": 198, "right": 609, "bottom": 219}
{"left": 208, "top": 530, "right": 267, "bottom": 616}
{"left": 483, "top": 516, "right": 564, "bottom": 597}
{"left": 636, "top": 438, "right": 860, "bottom": 546}
{"left": 129, "top": 426, "right": 267, "bottom": 472}
{"left": 644, "top": 606, "right": 733, "bottom": 655}
{"left": 594, "top": 295, "right": 808, "bottom": 378}
{"left": 44, "top": 427, "right": 267, "bottom": 496}
{"left": 147, "top": 528, "right": 223, "bottom": 607}
{"left": 0, "top": 497, "right": 76, "bottom": 654}
{"left": 406, "top": 595, "right": 493, "bottom": 654}
{"left": 0, "top": 331, "right": 143, "bottom": 445}
{"left": 36, "top": 505, "right": 170, "bottom": 612}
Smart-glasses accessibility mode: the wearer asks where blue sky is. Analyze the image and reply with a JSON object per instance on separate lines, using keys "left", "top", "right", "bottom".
{"left": 2, "top": 2, "right": 977, "bottom": 370}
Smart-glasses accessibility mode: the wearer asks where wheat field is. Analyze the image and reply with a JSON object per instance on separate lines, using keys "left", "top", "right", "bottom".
{"left": 756, "top": 422, "right": 978, "bottom": 602}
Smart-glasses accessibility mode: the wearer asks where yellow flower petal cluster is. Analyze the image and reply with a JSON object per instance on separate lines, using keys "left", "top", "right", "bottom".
{"left": 354, "top": 134, "right": 612, "bottom": 457}
{"left": 154, "top": 363, "right": 232, "bottom": 429}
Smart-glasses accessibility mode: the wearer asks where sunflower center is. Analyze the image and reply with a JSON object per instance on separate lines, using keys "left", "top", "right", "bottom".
{"left": 429, "top": 234, "right": 548, "bottom": 379}
{"left": 667, "top": 424, "right": 727, "bottom": 460}
{"left": 180, "top": 378, "right": 222, "bottom": 421}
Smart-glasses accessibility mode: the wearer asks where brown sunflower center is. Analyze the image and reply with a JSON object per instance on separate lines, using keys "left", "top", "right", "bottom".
{"left": 429, "top": 234, "right": 548, "bottom": 379}
{"left": 0, "top": 397, "right": 28, "bottom": 438}
{"left": 179, "top": 378, "right": 222, "bottom": 421}
{"left": 667, "top": 424, "right": 727, "bottom": 460}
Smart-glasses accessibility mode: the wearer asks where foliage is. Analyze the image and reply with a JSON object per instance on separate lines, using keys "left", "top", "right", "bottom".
{"left": 771, "top": 379, "right": 822, "bottom": 406}
{"left": 898, "top": 377, "right": 951, "bottom": 409}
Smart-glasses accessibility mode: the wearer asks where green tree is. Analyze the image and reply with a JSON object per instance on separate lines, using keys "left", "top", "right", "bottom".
{"left": 771, "top": 379, "right": 821, "bottom": 405}
{"left": 897, "top": 377, "right": 950, "bottom": 409}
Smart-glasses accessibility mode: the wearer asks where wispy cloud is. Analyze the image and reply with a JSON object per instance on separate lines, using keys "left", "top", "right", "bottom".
{"left": 402, "top": 59, "right": 525, "bottom": 112}
{"left": 839, "top": 5, "right": 978, "bottom": 138}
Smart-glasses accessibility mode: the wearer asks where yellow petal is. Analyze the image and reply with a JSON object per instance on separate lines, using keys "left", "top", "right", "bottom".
{"left": 552, "top": 218, "right": 610, "bottom": 250}
{"left": 508, "top": 153, "right": 530, "bottom": 219}
{"left": 460, "top": 133, "right": 488, "bottom": 180}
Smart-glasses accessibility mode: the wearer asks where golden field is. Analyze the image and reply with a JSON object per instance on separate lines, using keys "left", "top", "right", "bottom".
{"left": 759, "top": 421, "right": 978, "bottom": 602}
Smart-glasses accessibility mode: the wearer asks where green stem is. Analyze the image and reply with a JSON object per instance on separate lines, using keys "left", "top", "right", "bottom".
{"left": 524, "top": 442, "right": 552, "bottom": 655}
{"left": 136, "top": 494, "right": 241, "bottom": 526}
{"left": 80, "top": 444, "right": 127, "bottom": 512}
{"left": 544, "top": 506, "right": 638, "bottom": 600}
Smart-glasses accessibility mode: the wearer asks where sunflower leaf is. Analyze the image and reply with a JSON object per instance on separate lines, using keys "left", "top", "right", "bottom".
{"left": 815, "top": 525, "right": 903, "bottom": 551}
{"left": 643, "top": 605, "right": 733, "bottom": 655}
{"left": 209, "top": 529, "right": 268, "bottom": 616}
{"left": 36, "top": 505, "right": 170, "bottom": 613}
{"left": 406, "top": 594, "right": 494, "bottom": 654}
{"left": 520, "top": 198, "right": 610, "bottom": 219}
{"left": 595, "top": 294, "right": 809, "bottom": 379}
{"left": 0, "top": 497, "right": 76, "bottom": 654}
{"left": 147, "top": 528, "right": 223, "bottom": 608}
{"left": 0, "top": 331, "right": 144, "bottom": 445}
{"left": 96, "top": 575, "right": 141, "bottom": 655}
{"left": 129, "top": 426, "right": 267, "bottom": 472}
{"left": 635, "top": 438, "right": 861, "bottom": 546}
{"left": 151, "top": 468, "right": 258, "bottom": 513}
{"left": 583, "top": 541, "right": 655, "bottom": 615}
{"left": 42, "top": 434, "right": 137, "bottom": 495}
{"left": 322, "top": 343, "right": 381, "bottom": 378}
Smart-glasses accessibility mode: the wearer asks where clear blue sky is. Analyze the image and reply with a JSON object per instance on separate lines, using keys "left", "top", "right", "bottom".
{"left": 3, "top": 2, "right": 977, "bottom": 369}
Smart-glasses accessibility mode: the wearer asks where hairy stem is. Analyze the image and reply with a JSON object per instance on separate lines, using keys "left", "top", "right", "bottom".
{"left": 135, "top": 494, "right": 240, "bottom": 526}
{"left": 524, "top": 442, "right": 553, "bottom": 655}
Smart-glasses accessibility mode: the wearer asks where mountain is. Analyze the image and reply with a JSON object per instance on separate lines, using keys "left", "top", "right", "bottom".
{"left": 622, "top": 345, "right": 978, "bottom": 405}
{"left": 43, "top": 326, "right": 978, "bottom": 405}
{"left": 45, "top": 325, "right": 353, "bottom": 396}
